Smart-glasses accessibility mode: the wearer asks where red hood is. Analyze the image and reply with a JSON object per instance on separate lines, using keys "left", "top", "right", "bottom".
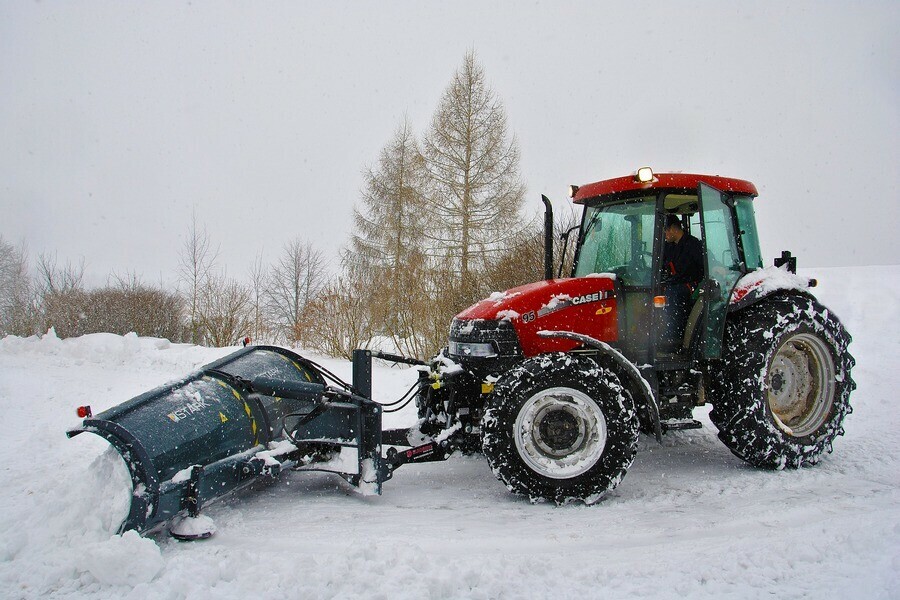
{"left": 457, "top": 276, "right": 615, "bottom": 320}
{"left": 456, "top": 276, "right": 619, "bottom": 355}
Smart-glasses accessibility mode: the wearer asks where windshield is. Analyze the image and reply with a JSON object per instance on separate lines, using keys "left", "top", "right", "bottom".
{"left": 573, "top": 196, "right": 656, "bottom": 286}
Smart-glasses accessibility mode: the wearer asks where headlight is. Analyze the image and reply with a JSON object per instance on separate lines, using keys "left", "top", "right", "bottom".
{"left": 635, "top": 166, "right": 654, "bottom": 183}
{"left": 448, "top": 340, "right": 498, "bottom": 358}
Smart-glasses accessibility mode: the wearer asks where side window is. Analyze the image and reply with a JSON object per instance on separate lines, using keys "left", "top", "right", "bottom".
{"left": 702, "top": 205, "right": 741, "bottom": 271}
{"left": 735, "top": 196, "right": 763, "bottom": 270}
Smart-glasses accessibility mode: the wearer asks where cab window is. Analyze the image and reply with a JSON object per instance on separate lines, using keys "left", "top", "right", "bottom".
{"left": 735, "top": 196, "right": 763, "bottom": 270}
{"left": 574, "top": 196, "right": 656, "bottom": 286}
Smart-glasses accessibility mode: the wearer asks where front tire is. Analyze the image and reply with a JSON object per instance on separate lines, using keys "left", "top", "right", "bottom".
{"left": 708, "top": 292, "right": 855, "bottom": 469}
{"left": 482, "top": 353, "right": 639, "bottom": 504}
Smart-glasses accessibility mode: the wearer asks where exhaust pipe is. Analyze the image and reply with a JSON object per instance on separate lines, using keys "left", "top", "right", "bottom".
{"left": 542, "top": 195, "right": 554, "bottom": 280}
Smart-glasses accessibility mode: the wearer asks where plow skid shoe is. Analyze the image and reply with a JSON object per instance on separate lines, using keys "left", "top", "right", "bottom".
{"left": 68, "top": 346, "right": 388, "bottom": 536}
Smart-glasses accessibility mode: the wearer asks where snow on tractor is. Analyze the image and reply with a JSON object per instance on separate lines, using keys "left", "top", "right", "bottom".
{"left": 69, "top": 168, "right": 855, "bottom": 539}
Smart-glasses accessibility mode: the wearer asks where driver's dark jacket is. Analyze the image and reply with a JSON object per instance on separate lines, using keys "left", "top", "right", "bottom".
{"left": 663, "top": 233, "right": 703, "bottom": 289}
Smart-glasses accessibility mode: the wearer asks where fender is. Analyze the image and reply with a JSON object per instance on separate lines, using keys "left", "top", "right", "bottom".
{"left": 729, "top": 265, "right": 817, "bottom": 313}
{"left": 537, "top": 330, "right": 662, "bottom": 443}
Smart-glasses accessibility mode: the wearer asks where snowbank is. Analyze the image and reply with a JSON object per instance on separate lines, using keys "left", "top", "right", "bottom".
{"left": 0, "top": 265, "right": 897, "bottom": 599}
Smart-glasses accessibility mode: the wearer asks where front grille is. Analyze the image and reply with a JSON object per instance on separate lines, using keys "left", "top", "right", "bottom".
{"left": 449, "top": 318, "right": 522, "bottom": 358}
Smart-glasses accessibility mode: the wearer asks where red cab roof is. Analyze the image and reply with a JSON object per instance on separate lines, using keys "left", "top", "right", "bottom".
{"left": 573, "top": 172, "right": 758, "bottom": 204}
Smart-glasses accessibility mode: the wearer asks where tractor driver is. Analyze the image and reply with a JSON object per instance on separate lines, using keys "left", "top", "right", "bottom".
{"left": 661, "top": 214, "right": 703, "bottom": 351}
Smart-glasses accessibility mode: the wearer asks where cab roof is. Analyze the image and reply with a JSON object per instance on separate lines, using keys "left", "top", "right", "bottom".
{"left": 572, "top": 172, "right": 758, "bottom": 204}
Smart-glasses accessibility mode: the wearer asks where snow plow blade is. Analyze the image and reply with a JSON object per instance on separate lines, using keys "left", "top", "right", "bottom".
{"left": 67, "top": 347, "right": 390, "bottom": 536}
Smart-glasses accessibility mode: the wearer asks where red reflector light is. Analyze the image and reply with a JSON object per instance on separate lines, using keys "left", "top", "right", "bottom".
{"left": 653, "top": 295, "right": 667, "bottom": 308}
{"left": 77, "top": 405, "right": 92, "bottom": 418}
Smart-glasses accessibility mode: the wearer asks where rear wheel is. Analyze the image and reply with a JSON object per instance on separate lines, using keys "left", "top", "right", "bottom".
{"left": 482, "top": 353, "right": 639, "bottom": 504}
{"left": 708, "top": 293, "right": 855, "bottom": 469}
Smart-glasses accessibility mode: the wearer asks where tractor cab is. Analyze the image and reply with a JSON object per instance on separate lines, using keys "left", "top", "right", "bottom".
{"left": 569, "top": 168, "right": 763, "bottom": 368}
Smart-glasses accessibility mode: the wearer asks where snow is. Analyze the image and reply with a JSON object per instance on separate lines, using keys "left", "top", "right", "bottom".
{"left": 541, "top": 293, "right": 572, "bottom": 313}
{"left": 168, "top": 515, "right": 216, "bottom": 541}
{"left": 487, "top": 291, "right": 520, "bottom": 304}
{"left": 0, "top": 265, "right": 898, "bottom": 599}
{"left": 255, "top": 439, "right": 301, "bottom": 467}
{"left": 80, "top": 530, "right": 164, "bottom": 585}
{"left": 297, "top": 446, "right": 361, "bottom": 476}
{"left": 433, "top": 421, "right": 462, "bottom": 444}
{"left": 458, "top": 320, "right": 477, "bottom": 335}
{"left": 496, "top": 309, "right": 520, "bottom": 321}
{"left": 169, "top": 466, "right": 197, "bottom": 485}
{"left": 433, "top": 350, "right": 464, "bottom": 375}
{"left": 731, "top": 264, "right": 811, "bottom": 303}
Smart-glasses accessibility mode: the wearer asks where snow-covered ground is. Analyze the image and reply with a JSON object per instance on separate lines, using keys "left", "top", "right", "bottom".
{"left": 0, "top": 266, "right": 897, "bottom": 599}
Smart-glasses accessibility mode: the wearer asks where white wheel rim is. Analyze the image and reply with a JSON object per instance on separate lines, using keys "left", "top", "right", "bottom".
{"left": 767, "top": 332, "right": 836, "bottom": 437}
{"left": 513, "top": 387, "right": 608, "bottom": 479}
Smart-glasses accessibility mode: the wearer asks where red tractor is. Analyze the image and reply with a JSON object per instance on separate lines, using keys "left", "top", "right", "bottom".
{"left": 413, "top": 167, "right": 856, "bottom": 504}
{"left": 70, "top": 168, "right": 857, "bottom": 537}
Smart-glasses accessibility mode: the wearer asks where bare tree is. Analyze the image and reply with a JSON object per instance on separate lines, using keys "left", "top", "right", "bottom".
{"left": 36, "top": 252, "right": 84, "bottom": 295}
{"left": 0, "top": 236, "right": 37, "bottom": 336}
{"left": 198, "top": 272, "right": 252, "bottom": 347}
{"left": 247, "top": 250, "right": 270, "bottom": 344}
{"left": 306, "top": 273, "right": 373, "bottom": 360}
{"left": 483, "top": 223, "right": 545, "bottom": 293}
{"left": 484, "top": 203, "right": 582, "bottom": 291}
{"left": 178, "top": 212, "right": 219, "bottom": 344}
{"left": 35, "top": 253, "right": 87, "bottom": 337}
{"left": 265, "top": 238, "right": 327, "bottom": 346}
{"left": 415, "top": 259, "right": 463, "bottom": 358}
{"left": 421, "top": 50, "right": 528, "bottom": 306}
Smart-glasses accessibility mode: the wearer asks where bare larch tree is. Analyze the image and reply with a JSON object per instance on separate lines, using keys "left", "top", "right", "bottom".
{"left": 421, "top": 50, "right": 527, "bottom": 306}
{"left": 348, "top": 117, "right": 431, "bottom": 356}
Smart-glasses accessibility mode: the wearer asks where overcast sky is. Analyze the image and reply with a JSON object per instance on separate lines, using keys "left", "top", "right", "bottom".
{"left": 2, "top": 2, "right": 897, "bottom": 287}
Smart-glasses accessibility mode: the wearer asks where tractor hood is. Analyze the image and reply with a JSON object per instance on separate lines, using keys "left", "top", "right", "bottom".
{"left": 455, "top": 275, "right": 619, "bottom": 357}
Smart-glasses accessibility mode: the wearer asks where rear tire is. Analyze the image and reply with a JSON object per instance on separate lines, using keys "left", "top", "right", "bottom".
{"left": 482, "top": 353, "right": 639, "bottom": 504}
{"left": 708, "top": 292, "right": 855, "bottom": 469}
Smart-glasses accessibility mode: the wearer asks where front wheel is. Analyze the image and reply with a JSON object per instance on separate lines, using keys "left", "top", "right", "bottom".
{"left": 482, "top": 353, "right": 639, "bottom": 504}
{"left": 708, "top": 292, "right": 855, "bottom": 469}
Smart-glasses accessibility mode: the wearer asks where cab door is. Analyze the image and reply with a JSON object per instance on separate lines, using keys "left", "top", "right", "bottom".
{"left": 697, "top": 182, "right": 745, "bottom": 358}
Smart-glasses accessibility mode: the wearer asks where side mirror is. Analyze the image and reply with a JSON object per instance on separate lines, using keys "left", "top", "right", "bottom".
{"left": 774, "top": 250, "right": 797, "bottom": 273}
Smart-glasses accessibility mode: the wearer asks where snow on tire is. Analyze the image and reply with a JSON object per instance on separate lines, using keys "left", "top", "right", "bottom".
{"left": 708, "top": 292, "right": 855, "bottom": 469}
{"left": 481, "top": 353, "right": 639, "bottom": 504}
